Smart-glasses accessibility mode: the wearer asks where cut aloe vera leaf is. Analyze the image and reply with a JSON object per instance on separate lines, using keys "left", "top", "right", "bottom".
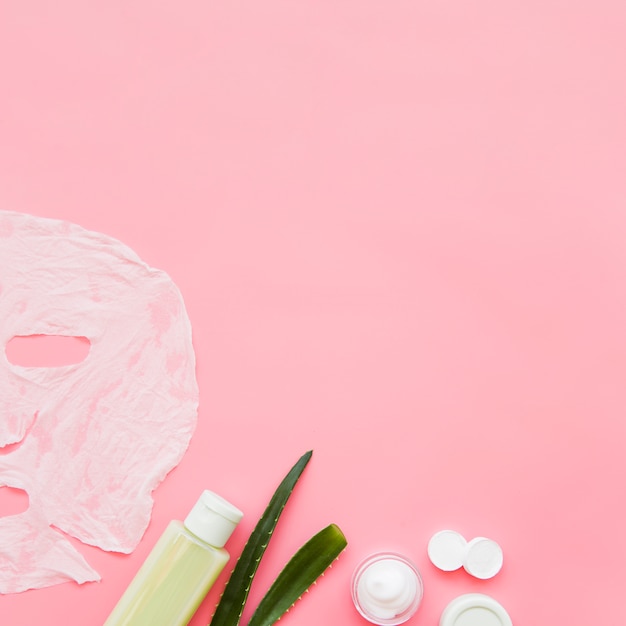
{"left": 247, "top": 523, "right": 347, "bottom": 626}
{"left": 209, "top": 450, "right": 313, "bottom": 626}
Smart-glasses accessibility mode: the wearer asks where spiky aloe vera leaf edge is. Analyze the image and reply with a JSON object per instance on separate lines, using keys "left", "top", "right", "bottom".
{"left": 247, "top": 523, "right": 347, "bottom": 626}
{"left": 209, "top": 450, "right": 313, "bottom": 626}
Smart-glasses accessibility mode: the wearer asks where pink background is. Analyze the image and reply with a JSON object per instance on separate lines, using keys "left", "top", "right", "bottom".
{"left": 1, "top": 1, "right": 625, "bottom": 624}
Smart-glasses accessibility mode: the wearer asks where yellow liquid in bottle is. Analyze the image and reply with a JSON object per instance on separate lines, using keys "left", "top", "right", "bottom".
{"left": 104, "top": 520, "right": 230, "bottom": 626}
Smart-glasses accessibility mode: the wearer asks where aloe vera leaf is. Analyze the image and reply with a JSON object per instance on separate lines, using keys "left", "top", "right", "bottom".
{"left": 209, "top": 450, "right": 313, "bottom": 626}
{"left": 247, "top": 523, "right": 348, "bottom": 626}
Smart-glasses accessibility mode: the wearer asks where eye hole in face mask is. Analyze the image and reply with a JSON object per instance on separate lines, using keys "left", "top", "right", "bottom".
{"left": 5, "top": 335, "right": 91, "bottom": 367}
{"left": 0, "top": 486, "right": 29, "bottom": 518}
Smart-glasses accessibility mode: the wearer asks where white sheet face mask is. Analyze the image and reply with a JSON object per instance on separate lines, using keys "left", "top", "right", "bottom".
{"left": 0, "top": 210, "right": 199, "bottom": 593}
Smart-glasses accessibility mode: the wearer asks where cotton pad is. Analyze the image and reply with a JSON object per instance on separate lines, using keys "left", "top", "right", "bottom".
{"left": 428, "top": 530, "right": 503, "bottom": 580}
{"left": 427, "top": 530, "right": 467, "bottom": 571}
{"left": 463, "top": 537, "right": 504, "bottom": 579}
{"left": 0, "top": 210, "right": 199, "bottom": 593}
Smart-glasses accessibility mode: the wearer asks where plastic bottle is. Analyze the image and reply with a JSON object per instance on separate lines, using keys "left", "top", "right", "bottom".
{"left": 104, "top": 490, "right": 243, "bottom": 626}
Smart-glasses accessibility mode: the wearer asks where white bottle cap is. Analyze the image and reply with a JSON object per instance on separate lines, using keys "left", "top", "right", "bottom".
{"left": 351, "top": 553, "right": 423, "bottom": 625}
{"left": 184, "top": 490, "right": 243, "bottom": 548}
{"left": 439, "top": 593, "right": 512, "bottom": 626}
{"left": 463, "top": 537, "right": 503, "bottom": 579}
{"left": 427, "top": 530, "right": 467, "bottom": 571}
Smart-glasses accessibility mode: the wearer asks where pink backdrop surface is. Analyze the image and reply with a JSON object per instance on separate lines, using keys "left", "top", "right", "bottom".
{"left": 1, "top": 1, "right": 625, "bottom": 624}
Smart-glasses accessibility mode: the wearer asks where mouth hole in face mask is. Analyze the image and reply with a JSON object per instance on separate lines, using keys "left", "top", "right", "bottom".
{"left": 5, "top": 335, "right": 91, "bottom": 367}
{"left": 0, "top": 486, "right": 29, "bottom": 517}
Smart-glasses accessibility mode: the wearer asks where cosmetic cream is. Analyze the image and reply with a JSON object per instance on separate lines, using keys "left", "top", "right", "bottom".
{"left": 104, "top": 491, "right": 243, "bottom": 626}
{"left": 351, "top": 553, "right": 423, "bottom": 625}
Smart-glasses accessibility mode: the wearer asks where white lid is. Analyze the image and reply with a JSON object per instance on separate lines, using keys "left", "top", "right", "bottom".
{"left": 439, "top": 593, "right": 512, "bottom": 626}
{"left": 184, "top": 490, "right": 243, "bottom": 548}
{"left": 428, "top": 530, "right": 467, "bottom": 571}
{"left": 351, "top": 553, "right": 423, "bottom": 626}
{"left": 463, "top": 537, "right": 503, "bottom": 579}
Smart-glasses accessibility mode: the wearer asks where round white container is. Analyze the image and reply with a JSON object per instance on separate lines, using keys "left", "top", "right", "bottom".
{"left": 439, "top": 593, "right": 512, "bottom": 626}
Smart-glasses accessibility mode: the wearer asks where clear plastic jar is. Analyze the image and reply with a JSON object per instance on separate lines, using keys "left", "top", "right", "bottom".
{"left": 351, "top": 552, "right": 423, "bottom": 625}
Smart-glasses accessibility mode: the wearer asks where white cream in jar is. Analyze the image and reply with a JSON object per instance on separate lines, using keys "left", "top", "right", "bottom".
{"left": 351, "top": 553, "right": 423, "bottom": 625}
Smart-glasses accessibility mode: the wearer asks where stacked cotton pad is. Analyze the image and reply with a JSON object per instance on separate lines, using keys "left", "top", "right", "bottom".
{"left": 427, "top": 530, "right": 504, "bottom": 579}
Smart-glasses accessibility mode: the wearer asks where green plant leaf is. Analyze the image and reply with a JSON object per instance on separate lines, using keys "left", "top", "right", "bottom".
{"left": 247, "top": 523, "right": 347, "bottom": 626}
{"left": 209, "top": 450, "right": 313, "bottom": 626}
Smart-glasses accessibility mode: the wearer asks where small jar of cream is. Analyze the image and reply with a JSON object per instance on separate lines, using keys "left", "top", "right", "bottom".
{"left": 351, "top": 553, "right": 423, "bottom": 625}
